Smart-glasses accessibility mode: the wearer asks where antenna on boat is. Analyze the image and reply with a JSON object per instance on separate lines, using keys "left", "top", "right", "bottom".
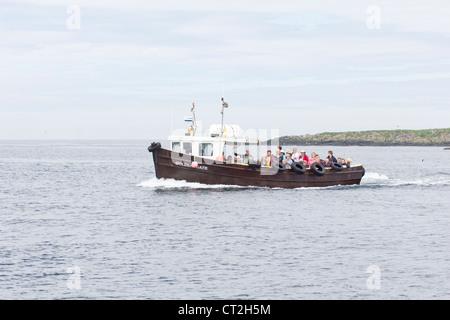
{"left": 184, "top": 102, "right": 197, "bottom": 136}
{"left": 191, "top": 102, "right": 197, "bottom": 135}
{"left": 221, "top": 97, "right": 228, "bottom": 137}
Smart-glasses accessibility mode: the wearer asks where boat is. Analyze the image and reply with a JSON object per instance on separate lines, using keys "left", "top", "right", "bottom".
{"left": 148, "top": 100, "right": 365, "bottom": 188}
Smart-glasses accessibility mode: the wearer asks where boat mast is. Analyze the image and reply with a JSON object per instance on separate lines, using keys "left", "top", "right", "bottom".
{"left": 185, "top": 102, "right": 197, "bottom": 136}
{"left": 191, "top": 102, "right": 197, "bottom": 136}
{"left": 221, "top": 97, "right": 228, "bottom": 137}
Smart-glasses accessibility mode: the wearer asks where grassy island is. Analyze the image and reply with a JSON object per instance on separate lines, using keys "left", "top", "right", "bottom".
{"left": 269, "top": 128, "right": 450, "bottom": 146}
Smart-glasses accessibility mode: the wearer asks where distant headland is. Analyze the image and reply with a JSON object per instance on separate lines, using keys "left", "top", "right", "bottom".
{"left": 268, "top": 128, "right": 450, "bottom": 146}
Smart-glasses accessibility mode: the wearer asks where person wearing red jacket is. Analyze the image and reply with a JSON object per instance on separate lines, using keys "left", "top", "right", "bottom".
{"left": 298, "top": 150, "right": 309, "bottom": 163}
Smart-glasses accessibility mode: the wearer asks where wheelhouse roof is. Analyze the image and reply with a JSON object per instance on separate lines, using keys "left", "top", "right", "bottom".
{"left": 168, "top": 135, "right": 259, "bottom": 144}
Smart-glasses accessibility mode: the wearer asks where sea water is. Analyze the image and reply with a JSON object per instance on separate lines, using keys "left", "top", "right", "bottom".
{"left": 0, "top": 140, "right": 449, "bottom": 299}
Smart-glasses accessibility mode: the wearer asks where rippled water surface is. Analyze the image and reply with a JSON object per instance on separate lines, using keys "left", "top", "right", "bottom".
{"left": 1, "top": 140, "right": 449, "bottom": 299}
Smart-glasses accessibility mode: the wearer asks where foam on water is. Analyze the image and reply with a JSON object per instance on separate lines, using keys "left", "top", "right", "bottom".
{"left": 138, "top": 178, "right": 351, "bottom": 191}
{"left": 361, "top": 172, "right": 390, "bottom": 184}
{"left": 390, "top": 178, "right": 450, "bottom": 187}
{"left": 361, "top": 171, "right": 450, "bottom": 187}
{"left": 137, "top": 178, "right": 253, "bottom": 190}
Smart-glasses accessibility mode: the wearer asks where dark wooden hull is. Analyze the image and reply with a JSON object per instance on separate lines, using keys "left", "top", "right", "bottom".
{"left": 149, "top": 145, "right": 365, "bottom": 188}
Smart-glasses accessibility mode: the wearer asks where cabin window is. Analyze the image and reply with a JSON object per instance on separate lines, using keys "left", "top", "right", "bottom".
{"left": 200, "top": 143, "right": 214, "bottom": 157}
{"left": 172, "top": 142, "right": 181, "bottom": 152}
{"left": 183, "top": 142, "right": 192, "bottom": 154}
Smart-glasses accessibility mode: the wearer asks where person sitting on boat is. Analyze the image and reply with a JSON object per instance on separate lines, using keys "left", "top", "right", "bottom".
{"left": 234, "top": 153, "right": 241, "bottom": 163}
{"left": 337, "top": 157, "right": 347, "bottom": 167}
{"left": 277, "top": 146, "right": 286, "bottom": 162}
{"left": 299, "top": 150, "right": 309, "bottom": 163}
{"left": 307, "top": 152, "right": 321, "bottom": 167}
{"left": 215, "top": 152, "right": 225, "bottom": 162}
{"left": 291, "top": 148, "right": 299, "bottom": 161}
{"left": 283, "top": 152, "right": 293, "bottom": 169}
{"left": 346, "top": 158, "right": 352, "bottom": 167}
{"left": 243, "top": 150, "right": 254, "bottom": 165}
{"left": 326, "top": 150, "right": 337, "bottom": 163}
{"left": 261, "top": 150, "right": 276, "bottom": 167}
{"left": 302, "top": 159, "right": 308, "bottom": 168}
{"left": 285, "top": 149, "right": 290, "bottom": 157}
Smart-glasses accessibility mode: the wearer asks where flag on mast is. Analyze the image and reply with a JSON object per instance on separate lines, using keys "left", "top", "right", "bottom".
{"left": 222, "top": 97, "right": 228, "bottom": 108}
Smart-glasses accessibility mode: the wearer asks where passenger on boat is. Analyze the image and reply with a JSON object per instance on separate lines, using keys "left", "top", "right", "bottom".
{"left": 261, "top": 150, "right": 276, "bottom": 167}
{"left": 326, "top": 150, "right": 337, "bottom": 163}
{"left": 292, "top": 148, "right": 299, "bottom": 161}
{"left": 299, "top": 150, "right": 309, "bottom": 163}
{"left": 283, "top": 153, "right": 293, "bottom": 169}
{"left": 215, "top": 152, "right": 225, "bottom": 162}
{"left": 346, "top": 158, "right": 352, "bottom": 167}
{"left": 243, "top": 150, "right": 254, "bottom": 164}
{"left": 277, "top": 146, "right": 286, "bottom": 162}
{"left": 234, "top": 153, "right": 241, "bottom": 163}
{"left": 337, "top": 157, "right": 349, "bottom": 168}
{"left": 307, "top": 152, "right": 321, "bottom": 166}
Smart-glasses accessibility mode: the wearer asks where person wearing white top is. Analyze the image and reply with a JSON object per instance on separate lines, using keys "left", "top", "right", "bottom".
{"left": 291, "top": 147, "right": 299, "bottom": 161}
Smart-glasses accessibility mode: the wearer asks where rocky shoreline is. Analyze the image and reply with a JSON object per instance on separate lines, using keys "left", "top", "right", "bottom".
{"left": 269, "top": 128, "right": 450, "bottom": 146}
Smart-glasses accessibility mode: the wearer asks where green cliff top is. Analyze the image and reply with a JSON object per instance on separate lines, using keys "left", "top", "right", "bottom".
{"left": 269, "top": 128, "right": 450, "bottom": 146}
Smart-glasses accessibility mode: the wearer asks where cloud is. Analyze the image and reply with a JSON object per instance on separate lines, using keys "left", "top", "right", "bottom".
{"left": 0, "top": 1, "right": 449, "bottom": 138}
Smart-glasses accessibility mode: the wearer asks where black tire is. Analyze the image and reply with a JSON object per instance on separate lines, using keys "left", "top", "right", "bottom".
{"left": 310, "top": 162, "right": 325, "bottom": 176}
{"left": 330, "top": 162, "right": 343, "bottom": 172}
{"left": 147, "top": 142, "right": 161, "bottom": 153}
{"left": 291, "top": 162, "right": 306, "bottom": 174}
{"left": 249, "top": 162, "right": 261, "bottom": 169}
{"left": 277, "top": 162, "right": 286, "bottom": 172}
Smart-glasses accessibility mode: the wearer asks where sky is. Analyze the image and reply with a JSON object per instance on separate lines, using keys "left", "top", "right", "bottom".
{"left": 0, "top": 0, "right": 449, "bottom": 139}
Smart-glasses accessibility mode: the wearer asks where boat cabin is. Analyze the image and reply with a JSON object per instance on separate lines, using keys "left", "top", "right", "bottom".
{"left": 168, "top": 124, "right": 260, "bottom": 160}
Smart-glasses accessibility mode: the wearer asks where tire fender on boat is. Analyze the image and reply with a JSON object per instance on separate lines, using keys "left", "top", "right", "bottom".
{"left": 248, "top": 162, "right": 261, "bottom": 169}
{"left": 147, "top": 142, "right": 161, "bottom": 153}
{"left": 330, "top": 162, "right": 343, "bottom": 172}
{"left": 291, "top": 162, "right": 306, "bottom": 174}
{"left": 278, "top": 162, "right": 286, "bottom": 172}
{"left": 310, "top": 162, "right": 325, "bottom": 176}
